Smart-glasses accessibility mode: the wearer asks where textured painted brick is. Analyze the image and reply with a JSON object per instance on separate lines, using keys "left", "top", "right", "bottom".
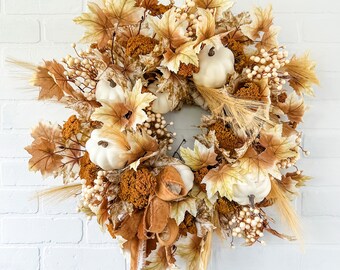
{"left": 302, "top": 187, "right": 340, "bottom": 216}
{"left": 299, "top": 158, "right": 340, "bottom": 186}
{"left": 303, "top": 217, "right": 340, "bottom": 244}
{"left": 312, "top": 72, "right": 340, "bottom": 100}
{"left": 4, "top": 0, "right": 83, "bottom": 14}
{"left": 303, "top": 129, "right": 340, "bottom": 158}
{"left": 274, "top": 15, "right": 300, "bottom": 43}
{"left": 1, "top": 160, "right": 46, "bottom": 186}
{"left": 0, "top": 247, "right": 39, "bottom": 270}
{"left": 0, "top": 17, "right": 40, "bottom": 43}
{"left": 2, "top": 101, "right": 73, "bottom": 129}
{"left": 42, "top": 196, "right": 78, "bottom": 215}
{"left": 301, "top": 246, "right": 340, "bottom": 270}
{"left": 2, "top": 217, "right": 83, "bottom": 243}
{"left": 86, "top": 219, "right": 118, "bottom": 244}
{"left": 0, "top": 75, "right": 37, "bottom": 100}
{"left": 0, "top": 133, "right": 30, "bottom": 158}
{"left": 43, "top": 247, "right": 126, "bottom": 270}
{"left": 302, "top": 15, "right": 340, "bottom": 43}
{"left": 44, "top": 17, "right": 84, "bottom": 43}
{"left": 0, "top": 189, "right": 38, "bottom": 213}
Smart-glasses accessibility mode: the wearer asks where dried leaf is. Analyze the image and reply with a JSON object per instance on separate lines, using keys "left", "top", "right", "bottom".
{"left": 278, "top": 92, "right": 306, "bottom": 124}
{"left": 194, "top": 0, "right": 234, "bottom": 19}
{"left": 74, "top": 2, "right": 114, "bottom": 48}
{"left": 180, "top": 140, "right": 217, "bottom": 171}
{"left": 148, "top": 8, "right": 190, "bottom": 48}
{"left": 170, "top": 198, "right": 197, "bottom": 225}
{"left": 106, "top": 0, "right": 144, "bottom": 26}
{"left": 161, "top": 42, "right": 199, "bottom": 73}
{"left": 241, "top": 5, "right": 274, "bottom": 40}
{"left": 256, "top": 25, "right": 279, "bottom": 50}
{"left": 31, "top": 122, "right": 62, "bottom": 142}
{"left": 97, "top": 198, "right": 109, "bottom": 227}
{"left": 283, "top": 53, "right": 320, "bottom": 96}
{"left": 259, "top": 124, "right": 298, "bottom": 161}
{"left": 144, "top": 245, "right": 174, "bottom": 270}
{"left": 195, "top": 8, "right": 216, "bottom": 45}
{"left": 202, "top": 164, "right": 244, "bottom": 202}
{"left": 25, "top": 138, "right": 63, "bottom": 177}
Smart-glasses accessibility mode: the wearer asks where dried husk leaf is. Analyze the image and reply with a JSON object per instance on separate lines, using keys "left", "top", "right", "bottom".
{"left": 114, "top": 211, "right": 144, "bottom": 240}
{"left": 156, "top": 218, "right": 179, "bottom": 246}
{"left": 156, "top": 166, "right": 188, "bottom": 201}
{"left": 144, "top": 196, "right": 170, "bottom": 234}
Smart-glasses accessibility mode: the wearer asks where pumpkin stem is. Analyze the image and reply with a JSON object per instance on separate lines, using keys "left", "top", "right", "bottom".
{"left": 208, "top": 47, "right": 215, "bottom": 56}
{"left": 109, "top": 79, "right": 117, "bottom": 88}
{"left": 124, "top": 111, "right": 133, "bottom": 120}
{"left": 248, "top": 194, "right": 255, "bottom": 208}
{"left": 98, "top": 140, "right": 109, "bottom": 148}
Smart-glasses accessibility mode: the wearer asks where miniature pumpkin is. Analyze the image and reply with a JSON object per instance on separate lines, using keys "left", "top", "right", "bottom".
{"left": 95, "top": 78, "right": 125, "bottom": 101}
{"left": 148, "top": 82, "right": 177, "bottom": 114}
{"left": 193, "top": 40, "right": 235, "bottom": 88}
{"left": 85, "top": 129, "right": 129, "bottom": 171}
{"left": 231, "top": 172, "right": 271, "bottom": 205}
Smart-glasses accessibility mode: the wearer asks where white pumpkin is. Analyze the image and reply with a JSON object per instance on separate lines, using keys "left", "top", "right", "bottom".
{"left": 193, "top": 39, "right": 235, "bottom": 88}
{"left": 95, "top": 79, "right": 125, "bottom": 101}
{"left": 148, "top": 82, "right": 176, "bottom": 114}
{"left": 172, "top": 164, "right": 194, "bottom": 192}
{"left": 85, "top": 129, "right": 129, "bottom": 171}
{"left": 231, "top": 172, "right": 271, "bottom": 205}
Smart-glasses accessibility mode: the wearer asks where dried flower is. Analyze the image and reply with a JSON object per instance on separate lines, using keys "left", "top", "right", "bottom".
{"left": 126, "top": 35, "right": 158, "bottom": 58}
{"left": 62, "top": 115, "right": 81, "bottom": 140}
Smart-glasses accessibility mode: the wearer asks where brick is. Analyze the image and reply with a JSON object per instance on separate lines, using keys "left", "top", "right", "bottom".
{"left": 0, "top": 189, "right": 38, "bottom": 213}
{"left": 301, "top": 246, "right": 340, "bottom": 270}
{"left": 2, "top": 217, "right": 83, "bottom": 243}
{"left": 0, "top": 75, "right": 37, "bottom": 100}
{"left": 0, "top": 17, "right": 40, "bottom": 43}
{"left": 44, "top": 16, "right": 84, "bottom": 43}
{"left": 0, "top": 247, "right": 39, "bottom": 270}
{"left": 303, "top": 129, "right": 340, "bottom": 158}
{"left": 86, "top": 219, "right": 119, "bottom": 244}
{"left": 1, "top": 160, "right": 46, "bottom": 186}
{"left": 43, "top": 247, "right": 126, "bottom": 270}
{"left": 303, "top": 217, "right": 340, "bottom": 244}
{"left": 311, "top": 72, "right": 340, "bottom": 100}
{"left": 302, "top": 15, "right": 340, "bottom": 43}
{"left": 299, "top": 158, "right": 340, "bottom": 186}
{"left": 275, "top": 15, "right": 300, "bottom": 43}
{"left": 4, "top": 0, "right": 83, "bottom": 14}
{"left": 42, "top": 196, "right": 78, "bottom": 215}
{"left": 0, "top": 133, "right": 31, "bottom": 158}
{"left": 2, "top": 101, "right": 73, "bottom": 129}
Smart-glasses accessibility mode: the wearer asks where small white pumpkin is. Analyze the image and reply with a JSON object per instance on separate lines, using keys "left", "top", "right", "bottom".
{"left": 193, "top": 39, "right": 235, "bottom": 88}
{"left": 148, "top": 82, "right": 176, "bottom": 114}
{"left": 172, "top": 164, "right": 194, "bottom": 192}
{"left": 95, "top": 79, "right": 125, "bottom": 101}
{"left": 85, "top": 129, "right": 129, "bottom": 171}
{"left": 231, "top": 172, "right": 271, "bottom": 205}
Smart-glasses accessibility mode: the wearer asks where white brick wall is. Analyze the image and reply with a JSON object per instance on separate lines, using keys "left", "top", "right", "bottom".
{"left": 0, "top": 0, "right": 339, "bottom": 269}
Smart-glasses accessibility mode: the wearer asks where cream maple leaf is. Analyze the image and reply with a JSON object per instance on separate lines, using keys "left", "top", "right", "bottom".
{"left": 180, "top": 140, "right": 217, "bottom": 171}
{"left": 92, "top": 79, "right": 156, "bottom": 130}
{"left": 194, "top": 0, "right": 234, "bottom": 20}
{"left": 170, "top": 198, "right": 197, "bottom": 225}
{"left": 202, "top": 164, "right": 244, "bottom": 202}
{"left": 105, "top": 0, "right": 144, "bottom": 26}
{"left": 278, "top": 92, "right": 307, "bottom": 124}
{"left": 259, "top": 124, "right": 299, "bottom": 161}
{"left": 74, "top": 2, "right": 114, "bottom": 49}
{"left": 148, "top": 8, "right": 191, "bottom": 48}
{"left": 195, "top": 8, "right": 216, "bottom": 45}
{"left": 161, "top": 42, "right": 199, "bottom": 73}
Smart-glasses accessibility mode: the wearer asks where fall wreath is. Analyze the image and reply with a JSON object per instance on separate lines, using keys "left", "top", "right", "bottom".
{"left": 19, "top": 0, "right": 319, "bottom": 269}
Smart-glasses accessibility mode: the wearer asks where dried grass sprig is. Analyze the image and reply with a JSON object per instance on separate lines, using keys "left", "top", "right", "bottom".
{"left": 37, "top": 183, "right": 82, "bottom": 203}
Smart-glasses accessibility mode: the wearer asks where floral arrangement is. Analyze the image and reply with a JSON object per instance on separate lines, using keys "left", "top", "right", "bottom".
{"left": 21, "top": 0, "right": 319, "bottom": 269}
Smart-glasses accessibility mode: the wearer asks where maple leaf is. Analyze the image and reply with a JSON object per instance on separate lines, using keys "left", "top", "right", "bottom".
{"left": 74, "top": 2, "right": 114, "bottom": 48}
{"left": 25, "top": 138, "right": 63, "bottom": 177}
{"left": 195, "top": 8, "right": 216, "bottom": 45}
{"left": 161, "top": 42, "right": 199, "bottom": 73}
{"left": 31, "top": 122, "right": 62, "bottom": 142}
{"left": 148, "top": 8, "right": 190, "bottom": 48}
{"left": 241, "top": 5, "right": 274, "bottom": 40}
{"left": 170, "top": 197, "right": 197, "bottom": 225}
{"left": 278, "top": 92, "right": 306, "bottom": 124}
{"left": 202, "top": 164, "right": 244, "bottom": 202}
{"left": 239, "top": 147, "right": 281, "bottom": 180}
{"left": 92, "top": 79, "right": 156, "bottom": 130}
{"left": 144, "top": 245, "right": 174, "bottom": 270}
{"left": 283, "top": 53, "right": 320, "bottom": 96}
{"left": 194, "top": 0, "right": 234, "bottom": 19}
{"left": 259, "top": 125, "right": 299, "bottom": 162}
{"left": 180, "top": 140, "right": 217, "bottom": 171}
{"left": 106, "top": 0, "right": 144, "bottom": 26}
{"left": 256, "top": 25, "right": 279, "bottom": 50}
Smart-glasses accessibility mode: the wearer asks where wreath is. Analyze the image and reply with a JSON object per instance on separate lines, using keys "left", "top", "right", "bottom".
{"left": 20, "top": 0, "right": 319, "bottom": 269}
